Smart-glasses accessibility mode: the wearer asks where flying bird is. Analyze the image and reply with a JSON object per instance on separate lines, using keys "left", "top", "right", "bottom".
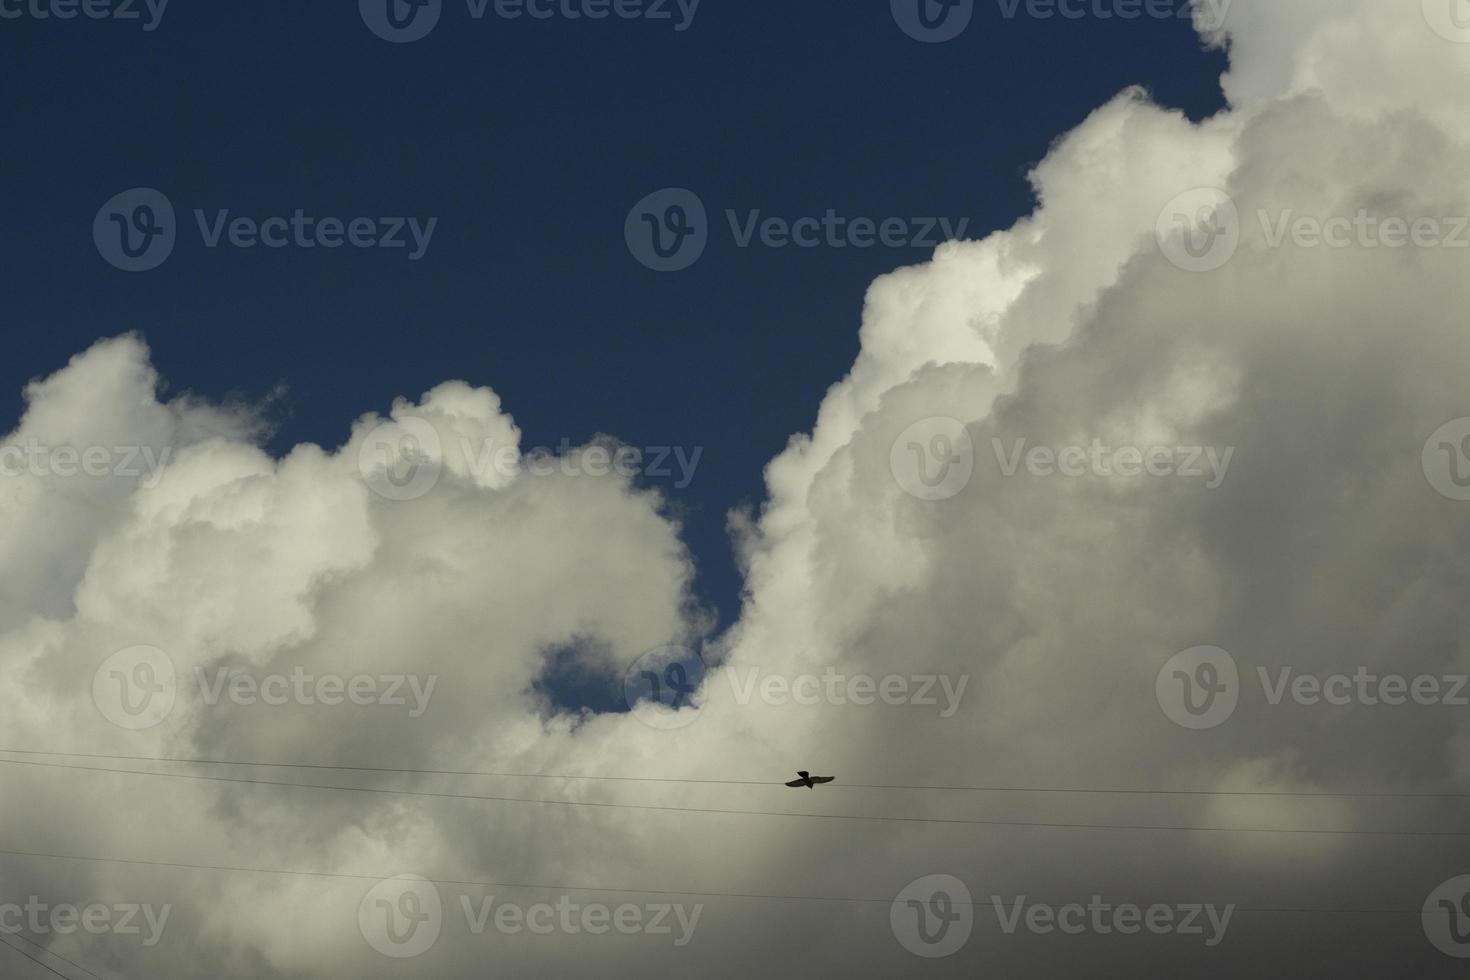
{"left": 785, "top": 770, "right": 835, "bottom": 789}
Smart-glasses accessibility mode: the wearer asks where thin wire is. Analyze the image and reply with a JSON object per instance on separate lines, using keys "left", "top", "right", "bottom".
{"left": 0, "top": 934, "right": 106, "bottom": 980}
{"left": 0, "top": 933, "right": 74, "bottom": 980}
{"left": 0, "top": 845, "right": 1448, "bottom": 915}
{"left": 2, "top": 757, "right": 1467, "bottom": 839}
{"left": 0, "top": 747, "right": 1464, "bottom": 799}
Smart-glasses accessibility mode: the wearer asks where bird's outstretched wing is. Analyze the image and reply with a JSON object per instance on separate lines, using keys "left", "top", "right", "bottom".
{"left": 810, "top": 776, "right": 835, "bottom": 784}
{"left": 784, "top": 778, "right": 807, "bottom": 787}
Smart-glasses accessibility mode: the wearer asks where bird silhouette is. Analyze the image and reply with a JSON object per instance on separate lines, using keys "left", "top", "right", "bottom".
{"left": 784, "top": 770, "right": 835, "bottom": 789}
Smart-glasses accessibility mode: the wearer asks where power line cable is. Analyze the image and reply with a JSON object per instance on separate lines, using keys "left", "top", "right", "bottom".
{"left": 0, "top": 934, "right": 106, "bottom": 980}
{"left": 0, "top": 845, "right": 1451, "bottom": 916}
{"left": 0, "top": 933, "right": 75, "bottom": 980}
{"left": 2, "top": 757, "right": 1467, "bottom": 839}
{"left": 0, "top": 748, "right": 1463, "bottom": 799}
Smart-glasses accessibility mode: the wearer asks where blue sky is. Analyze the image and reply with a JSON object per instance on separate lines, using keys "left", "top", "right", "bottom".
{"left": 2, "top": 2, "right": 1224, "bottom": 627}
